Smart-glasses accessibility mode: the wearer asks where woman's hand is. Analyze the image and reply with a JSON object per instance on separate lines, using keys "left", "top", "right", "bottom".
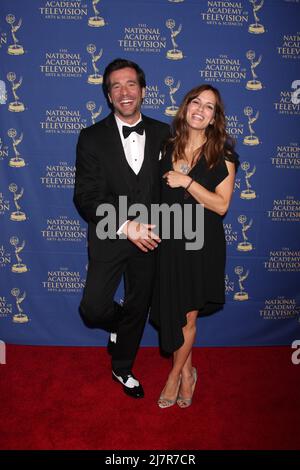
{"left": 163, "top": 171, "right": 191, "bottom": 189}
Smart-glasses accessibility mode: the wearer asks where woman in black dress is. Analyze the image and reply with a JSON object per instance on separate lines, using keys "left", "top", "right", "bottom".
{"left": 150, "top": 84, "right": 238, "bottom": 408}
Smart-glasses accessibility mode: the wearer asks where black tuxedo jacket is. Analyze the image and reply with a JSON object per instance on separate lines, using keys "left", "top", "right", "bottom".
{"left": 74, "top": 113, "right": 170, "bottom": 261}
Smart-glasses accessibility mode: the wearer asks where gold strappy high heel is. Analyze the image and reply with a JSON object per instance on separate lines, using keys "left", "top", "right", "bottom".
{"left": 157, "top": 376, "right": 181, "bottom": 409}
{"left": 177, "top": 367, "right": 197, "bottom": 408}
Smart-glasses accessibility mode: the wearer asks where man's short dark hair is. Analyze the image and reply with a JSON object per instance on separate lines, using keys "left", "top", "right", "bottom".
{"left": 103, "top": 58, "right": 146, "bottom": 97}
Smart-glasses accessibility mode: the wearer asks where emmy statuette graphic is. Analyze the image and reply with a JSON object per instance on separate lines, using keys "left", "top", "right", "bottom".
{"left": 164, "top": 76, "right": 180, "bottom": 116}
{"left": 7, "top": 72, "right": 25, "bottom": 112}
{"left": 234, "top": 266, "right": 249, "bottom": 301}
{"left": 248, "top": 0, "right": 265, "bottom": 34}
{"left": 88, "top": 0, "right": 105, "bottom": 27}
{"left": 11, "top": 288, "right": 29, "bottom": 323}
{"left": 237, "top": 215, "right": 253, "bottom": 252}
{"left": 10, "top": 236, "right": 27, "bottom": 273}
{"left": 240, "top": 162, "right": 256, "bottom": 200}
{"left": 243, "top": 106, "right": 260, "bottom": 146}
{"left": 9, "top": 183, "right": 27, "bottom": 221}
{"left": 86, "top": 101, "right": 102, "bottom": 124}
{"left": 166, "top": 19, "right": 183, "bottom": 60}
{"left": 87, "top": 45, "right": 103, "bottom": 84}
{"left": 8, "top": 129, "right": 25, "bottom": 167}
{"left": 6, "top": 14, "right": 24, "bottom": 55}
{"left": 246, "top": 50, "right": 262, "bottom": 91}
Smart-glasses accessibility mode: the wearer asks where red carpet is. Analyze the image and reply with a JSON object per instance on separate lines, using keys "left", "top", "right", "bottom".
{"left": 0, "top": 345, "right": 299, "bottom": 450}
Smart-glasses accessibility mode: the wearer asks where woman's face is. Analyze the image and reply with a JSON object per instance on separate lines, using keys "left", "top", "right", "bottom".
{"left": 186, "top": 89, "right": 216, "bottom": 132}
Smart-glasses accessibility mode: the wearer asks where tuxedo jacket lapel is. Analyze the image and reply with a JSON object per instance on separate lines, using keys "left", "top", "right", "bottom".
{"left": 142, "top": 115, "right": 152, "bottom": 167}
{"left": 104, "top": 113, "right": 133, "bottom": 189}
{"left": 142, "top": 115, "right": 158, "bottom": 190}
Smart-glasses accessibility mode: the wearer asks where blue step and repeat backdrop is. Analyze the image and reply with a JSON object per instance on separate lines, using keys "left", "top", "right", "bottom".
{"left": 0, "top": 0, "right": 299, "bottom": 347}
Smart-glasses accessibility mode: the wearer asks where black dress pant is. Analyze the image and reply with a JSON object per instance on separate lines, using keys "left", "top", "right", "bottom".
{"left": 80, "top": 250, "right": 156, "bottom": 372}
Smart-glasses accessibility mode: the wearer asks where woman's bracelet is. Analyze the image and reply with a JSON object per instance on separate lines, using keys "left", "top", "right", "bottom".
{"left": 185, "top": 178, "right": 194, "bottom": 191}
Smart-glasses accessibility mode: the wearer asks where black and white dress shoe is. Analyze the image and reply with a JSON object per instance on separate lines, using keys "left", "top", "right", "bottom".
{"left": 112, "top": 371, "right": 144, "bottom": 399}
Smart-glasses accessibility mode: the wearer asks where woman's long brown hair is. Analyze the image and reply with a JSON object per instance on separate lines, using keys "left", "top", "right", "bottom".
{"left": 169, "top": 84, "right": 235, "bottom": 169}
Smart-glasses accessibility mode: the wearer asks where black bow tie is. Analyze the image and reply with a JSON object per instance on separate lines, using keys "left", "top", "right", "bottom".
{"left": 122, "top": 121, "right": 144, "bottom": 139}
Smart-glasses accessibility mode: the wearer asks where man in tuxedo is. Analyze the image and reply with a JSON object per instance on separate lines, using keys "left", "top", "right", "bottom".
{"left": 74, "top": 58, "right": 170, "bottom": 398}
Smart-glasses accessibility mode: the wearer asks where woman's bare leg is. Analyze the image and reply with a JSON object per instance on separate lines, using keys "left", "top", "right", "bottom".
{"left": 159, "top": 311, "right": 198, "bottom": 402}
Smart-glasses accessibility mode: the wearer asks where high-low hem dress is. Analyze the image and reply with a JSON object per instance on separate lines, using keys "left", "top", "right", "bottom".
{"left": 150, "top": 146, "right": 238, "bottom": 354}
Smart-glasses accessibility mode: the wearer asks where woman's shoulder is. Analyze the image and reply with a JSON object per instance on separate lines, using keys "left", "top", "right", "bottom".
{"left": 224, "top": 150, "right": 240, "bottom": 171}
{"left": 209, "top": 150, "right": 239, "bottom": 176}
{"left": 224, "top": 150, "right": 239, "bottom": 163}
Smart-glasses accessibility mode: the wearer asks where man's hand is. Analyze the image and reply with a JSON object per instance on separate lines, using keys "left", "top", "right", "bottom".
{"left": 123, "top": 221, "right": 161, "bottom": 252}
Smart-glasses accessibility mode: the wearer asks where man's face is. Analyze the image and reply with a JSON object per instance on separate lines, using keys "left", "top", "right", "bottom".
{"left": 108, "top": 67, "right": 145, "bottom": 124}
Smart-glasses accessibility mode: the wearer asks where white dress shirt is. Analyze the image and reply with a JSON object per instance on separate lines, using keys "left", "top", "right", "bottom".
{"left": 115, "top": 114, "right": 145, "bottom": 175}
{"left": 115, "top": 114, "right": 146, "bottom": 234}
